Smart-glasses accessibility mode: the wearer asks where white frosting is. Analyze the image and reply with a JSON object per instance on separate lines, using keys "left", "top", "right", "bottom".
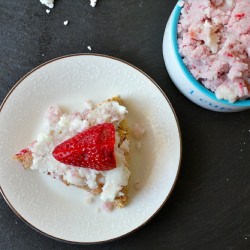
{"left": 100, "top": 135, "right": 130, "bottom": 201}
{"left": 90, "top": 0, "right": 98, "bottom": 7}
{"left": 40, "top": 0, "right": 54, "bottom": 8}
{"left": 215, "top": 84, "right": 238, "bottom": 103}
{"left": 87, "top": 101, "right": 127, "bottom": 125}
{"left": 120, "top": 139, "right": 129, "bottom": 153}
{"left": 40, "top": 0, "right": 98, "bottom": 9}
{"left": 30, "top": 100, "right": 130, "bottom": 202}
{"left": 203, "top": 20, "right": 219, "bottom": 54}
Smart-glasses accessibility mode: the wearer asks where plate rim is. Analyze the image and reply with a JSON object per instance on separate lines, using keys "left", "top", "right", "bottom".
{"left": 0, "top": 53, "right": 182, "bottom": 245}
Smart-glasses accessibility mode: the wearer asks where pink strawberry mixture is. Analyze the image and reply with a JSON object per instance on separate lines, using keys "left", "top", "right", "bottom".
{"left": 178, "top": 0, "right": 250, "bottom": 103}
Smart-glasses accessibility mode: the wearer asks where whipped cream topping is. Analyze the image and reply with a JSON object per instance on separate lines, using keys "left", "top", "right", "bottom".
{"left": 30, "top": 100, "right": 130, "bottom": 202}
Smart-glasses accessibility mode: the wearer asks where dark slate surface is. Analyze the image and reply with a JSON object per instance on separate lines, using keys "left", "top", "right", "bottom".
{"left": 0, "top": 0, "right": 250, "bottom": 249}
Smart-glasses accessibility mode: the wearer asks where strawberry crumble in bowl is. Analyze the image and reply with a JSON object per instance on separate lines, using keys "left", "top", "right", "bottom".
{"left": 163, "top": 0, "right": 250, "bottom": 112}
{"left": 0, "top": 54, "right": 181, "bottom": 243}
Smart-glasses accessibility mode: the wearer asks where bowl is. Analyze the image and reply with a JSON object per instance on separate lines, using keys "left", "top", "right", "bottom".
{"left": 162, "top": 1, "right": 250, "bottom": 112}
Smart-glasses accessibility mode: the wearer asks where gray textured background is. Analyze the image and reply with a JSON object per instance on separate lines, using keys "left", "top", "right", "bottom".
{"left": 0, "top": 0, "right": 250, "bottom": 249}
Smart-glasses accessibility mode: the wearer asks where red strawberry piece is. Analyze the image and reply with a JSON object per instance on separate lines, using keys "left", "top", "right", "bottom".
{"left": 16, "top": 148, "right": 32, "bottom": 156}
{"left": 52, "top": 123, "right": 116, "bottom": 171}
{"left": 235, "top": 13, "right": 245, "bottom": 20}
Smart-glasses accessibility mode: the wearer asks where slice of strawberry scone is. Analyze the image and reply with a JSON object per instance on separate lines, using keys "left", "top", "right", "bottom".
{"left": 14, "top": 97, "right": 130, "bottom": 208}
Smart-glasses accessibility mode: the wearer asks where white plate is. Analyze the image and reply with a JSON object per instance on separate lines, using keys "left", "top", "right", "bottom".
{"left": 0, "top": 54, "right": 181, "bottom": 244}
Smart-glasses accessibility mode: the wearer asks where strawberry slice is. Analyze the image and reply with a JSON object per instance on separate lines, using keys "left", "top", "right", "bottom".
{"left": 52, "top": 123, "right": 116, "bottom": 171}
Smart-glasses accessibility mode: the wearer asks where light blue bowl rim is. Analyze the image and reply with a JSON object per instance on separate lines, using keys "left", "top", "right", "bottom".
{"left": 171, "top": 2, "right": 250, "bottom": 107}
